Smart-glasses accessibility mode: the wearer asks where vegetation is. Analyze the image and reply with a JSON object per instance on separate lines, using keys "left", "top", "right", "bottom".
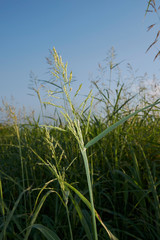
{"left": 0, "top": 48, "right": 160, "bottom": 240}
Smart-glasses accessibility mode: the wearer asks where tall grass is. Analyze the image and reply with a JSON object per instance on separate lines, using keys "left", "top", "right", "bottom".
{"left": 0, "top": 47, "right": 160, "bottom": 239}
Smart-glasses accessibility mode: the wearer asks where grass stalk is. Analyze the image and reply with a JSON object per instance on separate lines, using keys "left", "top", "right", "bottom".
{"left": 81, "top": 149, "right": 98, "bottom": 240}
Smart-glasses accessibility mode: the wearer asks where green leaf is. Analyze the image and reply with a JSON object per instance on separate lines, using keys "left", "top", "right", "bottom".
{"left": 85, "top": 100, "right": 160, "bottom": 149}
{"left": 32, "top": 224, "right": 61, "bottom": 240}
{"left": 24, "top": 190, "right": 53, "bottom": 240}
{"left": 0, "top": 188, "right": 30, "bottom": 240}
{"left": 145, "top": 0, "right": 152, "bottom": 17}
{"left": 64, "top": 182, "right": 118, "bottom": 240}
{"left": 69, "top": 191, "right": 92, "bottom": 240}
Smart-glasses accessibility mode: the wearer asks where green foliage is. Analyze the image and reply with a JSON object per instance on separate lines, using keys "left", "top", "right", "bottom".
{"left": 0, "top": 47, "right": 160, "bottom": 239}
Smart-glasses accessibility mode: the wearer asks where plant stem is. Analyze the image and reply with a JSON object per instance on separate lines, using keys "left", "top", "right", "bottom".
{"left": 81, "top": 148, "right": 98, "bottom": 240}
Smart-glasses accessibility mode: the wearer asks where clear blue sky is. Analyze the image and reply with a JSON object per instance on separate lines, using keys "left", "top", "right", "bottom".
{"left": 1, "top": 0, "right": 160, "bottom": 114}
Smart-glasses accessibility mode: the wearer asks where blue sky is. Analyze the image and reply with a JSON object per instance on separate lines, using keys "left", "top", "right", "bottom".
{"left": 1, "top": 0, "right": 160, "bottom": 114}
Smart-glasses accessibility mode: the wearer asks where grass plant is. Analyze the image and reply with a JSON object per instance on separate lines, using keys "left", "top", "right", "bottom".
{"left": 0, "top": 47, "right": 160, "bottom": 239}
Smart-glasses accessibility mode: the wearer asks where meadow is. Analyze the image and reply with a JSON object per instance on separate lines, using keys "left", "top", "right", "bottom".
{"left": 0, "top": 48, "right": 160, "bottom": 240}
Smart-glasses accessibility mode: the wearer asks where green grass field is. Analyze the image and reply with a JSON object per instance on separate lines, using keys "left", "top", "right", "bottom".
{"left": 0, "top": 48, "right": 160, "bottom": 240}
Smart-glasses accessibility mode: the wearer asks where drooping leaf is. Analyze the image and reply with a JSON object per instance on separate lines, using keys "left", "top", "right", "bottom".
{"left": 154, "top": 50, "right": 160, "bottom": 61}
{"left": 147, "top": 23, "right": 156, "bottom": 31}
{"left": 32, "top": 224, "right": 61, "bottom": 240}
{"left": 64, "top": 182, "right": 118, "bottom": 240}
{"left": 146, "top": 40, "right": 157, "bottom": 53}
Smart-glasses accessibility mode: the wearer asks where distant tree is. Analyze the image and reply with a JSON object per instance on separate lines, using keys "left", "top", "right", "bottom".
{"left": 146, "top": 0, "right": 160, "bottom": 60}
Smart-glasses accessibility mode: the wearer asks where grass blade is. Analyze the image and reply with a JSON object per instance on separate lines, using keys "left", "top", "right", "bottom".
{"left": 85, "top": 100, "right": 160, "bottom": 149}
{"left": 64, "top": 182, "right": 118, "bottom": 240}
{"left": 32, "top": 224, "right": 61, "bottom": 240}
{"left": 69, "top": 191, "right": 92, "bottom": 240}
{"left": 0, "top": 187, "right": 30, "bottom": 240}
{"left": 24, "top": 190, "right": 53, "bottom": 240}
